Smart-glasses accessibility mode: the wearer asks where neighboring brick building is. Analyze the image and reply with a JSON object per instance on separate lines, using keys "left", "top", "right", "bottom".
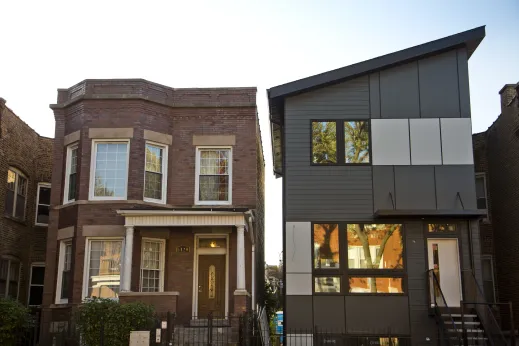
{"left": 0, "top": 98, "right": 53, "bottom": 308}
{"left": 472, "top": 82, "right": 519, "bottom": 332}
{"left": 40, "top": 79, "right": 265, "bottom": 342}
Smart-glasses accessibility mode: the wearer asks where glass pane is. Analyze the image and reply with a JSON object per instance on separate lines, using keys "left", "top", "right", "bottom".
{"left": 199, "top": 175, "right": 229, "bottom": 201}
{"left": 0, "top": 260, "right": 8, "bottom": 280}
{"left": 29, "top": 286, "right": 44, "bottom": 305}
{"left": 7, "top": 170, "right": 16, "bottom": 190}
{"left": 144, "top": 172, "right": 162, "bottom": 200}
{"left": 312, "top": 121, "right": 337, "bottom": 164}
{"left": 347, "top": 224, "right": 403, "bottom": 269}
{"left": 88, "top": 240, "right": 122, "bottom": 298}
{"left": 313, "top": 224, "right": 340, "bottom": 269}
{"left": 477, "top": 197, "right": 487, "bottom": 210}
{"left": 345, "top": 121, "right": 370, "bottom": 163}
{"left": 349, "top": 277, "right": 404, "bottom": 293}
{"left": 39, "top": 186, "right": 51, "bottom": 205}
{"left": 200, "top": 150, "right": 229, "bottom": 175}
{"left": 17, "top": 176, "right": 27, "bottom": 197}
{"left": 428, "top": 224, "right": 456, "bottom": 232}
{"left": 476, "top": 176, "right": 486, "bottom": 198}
{"left": 314, "top": 277, "right": 341, "bottom": 293}
{"left": 37, "top": 205, "right": 49, "bottom": 224}
{"left": 70, "top": 147, "right": 78, "bottom": 174}
{"left": 482, "top": 258, "right": 492, "bottom": 280}
{"left": 61, "top": 271, "right": 70, "bottom": 299}
{"left": 357, "top": 337, "right": 404, "bottom": 346}
{"left": 31, "top": 266, "right": 45, "bottom": 285}
{"left": 68, "top": 173, "right": 77, "bottom": 200}
{"left": 142, "top": 241, "right": 161, "bottom": 270}
{"left": 145, "top": 145, "right": 163, "bottom": 173}
{"left": 94, "top": 143, "right": 127, "bottom": 197}
{"left": 198, "top": 238, "right": 227, "bottom": 249}
{"left": 15, "top": 195, "right": 26, "bottom": 219}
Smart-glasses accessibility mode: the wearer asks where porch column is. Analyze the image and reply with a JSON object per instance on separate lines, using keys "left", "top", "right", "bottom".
{"left": 122, "top": 226, "right": 134, "bottom": 292}
{"left": 236, "top": 225, "right": 246, "bottom": 291}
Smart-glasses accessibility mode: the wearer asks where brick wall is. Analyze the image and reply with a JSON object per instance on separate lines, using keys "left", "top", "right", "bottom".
{"left": 0, "top": 99, "right": 53, "bottom": 304}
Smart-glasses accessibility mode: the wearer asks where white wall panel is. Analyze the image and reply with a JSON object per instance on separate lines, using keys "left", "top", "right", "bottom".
{"left": 441, "top": 118, "right": 474, "bottom": 164}
{"left": 410, "top": 119, "right": 442, "bottom": 165}
{"left": 286, "top": 222, "right": 312, "bottom": 273}
{"left": 371, "top": 119, "right": 411, "bottom": 165}
{"left": 286, "top": 274, "right": 312, "bottom": 295}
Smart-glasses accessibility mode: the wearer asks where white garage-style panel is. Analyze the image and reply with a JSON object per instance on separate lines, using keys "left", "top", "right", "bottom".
{"left": 441, "top": 118, "right": 474, "bottom": 165}
{"left": 410, "top": 119, "right": 442, "bottom": 165}
{"left": 286, "top": 273, "right": 313, "bottom": 295}
{"left": 286, "top": 222, "right": 312, "bottom": 273}
{"left": 371, "top": 119, "right": 411, "bottom": 165}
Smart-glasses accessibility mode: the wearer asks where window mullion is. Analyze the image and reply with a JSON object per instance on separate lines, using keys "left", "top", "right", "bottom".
{"left": 337, "top": 120, "right": 345, "bottom": 164}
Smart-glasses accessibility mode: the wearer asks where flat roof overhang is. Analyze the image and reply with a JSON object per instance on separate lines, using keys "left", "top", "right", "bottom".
{"left": 374, "top": 209, "right": 487, "bottom": 219}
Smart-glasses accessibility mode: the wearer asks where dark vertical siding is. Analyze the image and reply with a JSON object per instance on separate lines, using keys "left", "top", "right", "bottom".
{"left": 394, "top": 166, "right": 436, "bottom": 209}
{"left": 369, "top": 73, "right": 381, "bottom": 118}
{"left": 457, "top": 48, "right": 472, "bottom": 118}
{"left": 284, "top": 77, "right": 373, "bottom": 221}
{"left": 418, "top": 50, "right": 461, "bottom": 118}
{"left": 435, "top": 165, "right": 477, "bottom": 210}
{"left": 373, "top": 166, "right": 395, "bottom": 210}
{"left": 380, "top": 62, "right": 420, "bottom": 119}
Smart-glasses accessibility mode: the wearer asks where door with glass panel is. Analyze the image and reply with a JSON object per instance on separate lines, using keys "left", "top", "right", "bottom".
{"left": 427, "top": 239, "right": 462, "bottom": 307}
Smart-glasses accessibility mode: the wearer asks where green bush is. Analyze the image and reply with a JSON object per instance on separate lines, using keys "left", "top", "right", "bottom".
{"left": 0, "top": 298, "right": 34, "bottom": 346}
{"left": 76, "top": 297, "right": 155, "bottom": 346}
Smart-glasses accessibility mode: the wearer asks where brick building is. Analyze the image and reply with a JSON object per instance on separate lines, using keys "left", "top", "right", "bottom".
{"left": 40, "top": 79, "right": 265, "bottom": 341}
{"left": 0, "top": 98, "right": 53, "bottom": 308}
{"left": 472, "top": 82, "right": 519, "bottom": 332}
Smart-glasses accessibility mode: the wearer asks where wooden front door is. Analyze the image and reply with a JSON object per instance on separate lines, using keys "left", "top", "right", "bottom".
{"left": 197, "top": 255, "right": 226, "bottom": 317}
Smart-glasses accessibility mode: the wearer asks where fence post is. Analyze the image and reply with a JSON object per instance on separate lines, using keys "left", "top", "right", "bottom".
{"left": 207, "top": 311, "right": 213, "bottom": 346}
{"left": 461, "top": 302, "right": 468, "bottom": 346}
{"left": 510, "top": 302, "right": 516, "bottom": 346}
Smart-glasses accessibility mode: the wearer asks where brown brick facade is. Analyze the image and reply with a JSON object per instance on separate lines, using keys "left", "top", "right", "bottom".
{"left": 472, "top": 83, "right": 519, "bottom": 330}
{"left": 0, "top": 98, "right": 52, "bottom": 305}
{"left": 41, "top": 79, "right": 264, "bottom": 338}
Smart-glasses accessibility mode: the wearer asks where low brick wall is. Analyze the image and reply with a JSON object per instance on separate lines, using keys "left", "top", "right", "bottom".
{"left": 119, "top": 291, "right": 179, "bottom": 314}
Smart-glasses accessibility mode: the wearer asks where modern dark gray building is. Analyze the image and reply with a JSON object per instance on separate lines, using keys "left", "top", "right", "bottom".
{"left": 267, "top": 27, "right": 504, "bottom": 345}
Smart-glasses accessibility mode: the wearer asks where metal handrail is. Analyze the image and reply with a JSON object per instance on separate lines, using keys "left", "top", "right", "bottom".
{"left": 461, "top": 270, "right": 509, "bottom": 346}
{"left": 427, "top": 269, "right": 463, "bottom": 345}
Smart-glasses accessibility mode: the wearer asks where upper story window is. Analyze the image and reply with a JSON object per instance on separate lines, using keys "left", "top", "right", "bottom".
{"left": 64, "top": 144, "right": 78, "bottom": 203}
{"left": 36, "top": 183, "right": 51, "bottom": 225}
{"left": 0, "top": 258, "right": 20, "bottom": 299}
{"left": 195, "top": 147, "right": 232, "bottom": 205}
{"left": 5, "top": 168, "right": 28, "bottom": 220}
{"left": 144, "top": 143, "right": 167, "bottom": 203}
{"left": 90, "top": 140, "right": 129, "bottom": 200}
{"left": 311, "top": 120, "right": 370, "bottom": 165}
{"left": 475, "top": 173, "right": 488, "bottom": 210}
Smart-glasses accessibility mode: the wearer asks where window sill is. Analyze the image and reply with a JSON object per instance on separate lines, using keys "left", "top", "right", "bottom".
{"left": 35, "top": 223, "right": 48, "bottom": 227}
{"left": 4, "top": 215, "right": 27, "bottom": 225}
{"left": 195, "top": 201, "right": 232, "bottom": 206}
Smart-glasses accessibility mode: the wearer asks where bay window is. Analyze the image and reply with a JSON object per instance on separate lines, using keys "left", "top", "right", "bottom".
{"left": 36, "top": 183, "right": 51, "bottom": 225}
{"left": 83, "top": 239, "right": 122, "bottom": 299}
{"left": 64, "top": 144, "right": 78, "bottom": 203}
{"left": 56, "top": 241, "right": 72, "bottom": 304}
{"left": 195, "top": 147, "right": 232, "bottom": 205}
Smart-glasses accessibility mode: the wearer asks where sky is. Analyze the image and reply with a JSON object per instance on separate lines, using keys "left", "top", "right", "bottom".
{"left": 1, "top": 0, "right": 518, "bottom": 265}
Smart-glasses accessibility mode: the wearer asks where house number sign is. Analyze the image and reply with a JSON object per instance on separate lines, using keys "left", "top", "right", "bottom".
{"left": 176, "top": 245, "right": 190, "bottom": 253}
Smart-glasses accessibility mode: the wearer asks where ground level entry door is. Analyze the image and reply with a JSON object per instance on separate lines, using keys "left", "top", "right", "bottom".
{"left": 197, "top": 255, "right": 226, "bottom": 317}
{"left": 427, "top": 239, "right": 462, "bottom": 307}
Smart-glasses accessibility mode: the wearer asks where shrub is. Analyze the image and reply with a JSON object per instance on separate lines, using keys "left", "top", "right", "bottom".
{"left": 75, "top": 297, "right": 155, "bottom": 346}
{"left": 0, "top": 298, "right": 34, "bottom": 346}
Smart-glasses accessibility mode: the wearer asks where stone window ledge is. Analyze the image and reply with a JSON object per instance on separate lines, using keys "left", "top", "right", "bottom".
{"left": 119, "top": 291, "right": 179, "bottom": 297}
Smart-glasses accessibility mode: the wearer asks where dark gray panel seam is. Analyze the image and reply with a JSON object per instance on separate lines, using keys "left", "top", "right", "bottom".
{"left": 371, "top": 165, "right": 375, "bottom": 213}
{"left": 408, "top": 119, "right": 412, "bottom": 164}
{"left": 439, "top": 119, "right": 444, "bottom": 164}
{"left": 456, "top": 49, "right": 462, "bottom": 118}
{"left": 379, "top": 72, "right": 383, "bottom": 118}
{"left": 368, "top": 74, "right": 371, "bottom": 118}
{"left": 417, "top": 60, "right": 422, "bottom": 118}
{"left": 393, "top": 165, "right": 397, "bottom": 209}
{"left": 434, "top": 166, "right": 438, "bottom": 209}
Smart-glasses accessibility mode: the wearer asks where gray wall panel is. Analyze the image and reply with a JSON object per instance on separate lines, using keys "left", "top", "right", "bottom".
{"left": 369, "top": 73, "right": 381, "bottom": 118}
{"left": 457, "top": 48, "right": 471, "bottom": 118}
{"left": 380, "top": 61, "right": 420, "bottom": 118}
{"left": 285, "top": 296, "right": 314, "bottom": 330}
{"left": 313, "top": 296, "right": 346, "bottom": 331}
{"left": 373, "top": 166, "right": 395, "bottom": 210}
{"left": 345, "top": 296, "right": 410, "bottom": 334}
{"left": 395, "top": 166, "right": 436, "bottom": 209}
{"left": 419, "top": 50, "right": 461, "bottom": 118}
{"left": 435, "top": 165, "right": 477, "bottom": 210}
{"left": 285, "top": 77, "right": 373, "bottom": 221}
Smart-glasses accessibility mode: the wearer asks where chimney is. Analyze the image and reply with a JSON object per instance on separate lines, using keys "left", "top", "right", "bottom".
{"left": 499, "top": 84, "right": 518, "bottom": 111}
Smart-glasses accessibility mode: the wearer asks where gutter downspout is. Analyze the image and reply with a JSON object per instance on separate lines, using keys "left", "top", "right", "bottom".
{"left": 245, "top": 210, "right": 256, "bottom": 310}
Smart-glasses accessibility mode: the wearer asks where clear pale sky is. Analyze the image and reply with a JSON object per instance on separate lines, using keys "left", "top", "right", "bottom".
{"left": 1, "top": 1, "right": 518, "bottom": 265}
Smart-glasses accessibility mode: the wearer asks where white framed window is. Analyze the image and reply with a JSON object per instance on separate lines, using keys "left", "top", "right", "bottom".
{"left": 64, "top": 144, "right": 78, "bottom": 204}
{"left": 195, "top": 147, "right": 232, "bottom": 205}
{"left": 5, "top": 167, "right": 28, "bottom": 220}
{"left": 475, "top": 173, "right": 488, "bottom": 217}
{"left": 35, "top": 183, "right": 51, "bottom": 226}
{"left": 82, "top": 238, "right": 123, "bottom": 299}
{"left": 89, "top": 140, "right": 129, "bottom": 200}
{"left": 140, "top": 238, "right": 165, "bottom": 292}
{"left": 144, "top": 142, "right": 168, "bottom": 203}
{"left": 0, "top": 257, "right": 21, "bottom": 299}
{"left": 28, "top": 263, "right": 45, "bottom": 306}
{"left": 55, "top": 241, "right": 72, "bottom": 304}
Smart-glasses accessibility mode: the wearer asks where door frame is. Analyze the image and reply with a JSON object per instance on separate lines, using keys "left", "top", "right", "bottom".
{"left": 426, "top": 238, "right": 463, "bottom": 307}
{"left": 192, "top": 233, "right": 229, "bottom": 318}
